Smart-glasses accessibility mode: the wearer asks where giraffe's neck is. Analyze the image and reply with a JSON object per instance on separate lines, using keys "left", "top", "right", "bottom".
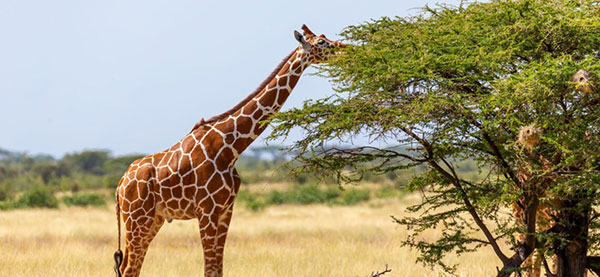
{"left": 248, "top": 48, "right": 310, "bottom": 130}
{"left": 209, "top": 48, "right": 310, "bottom": 154}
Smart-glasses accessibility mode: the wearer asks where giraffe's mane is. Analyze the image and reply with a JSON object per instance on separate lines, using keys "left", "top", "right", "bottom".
{"left": 190, "top": 49, "right": 297, "bottom": 133}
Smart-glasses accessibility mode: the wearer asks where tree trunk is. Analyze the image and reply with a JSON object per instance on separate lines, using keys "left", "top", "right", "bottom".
{"left": 564, "top": 240, "right": 587, "bottom": 277}
{"left": 554, "top": 198, "right": 591, "bottom": 277}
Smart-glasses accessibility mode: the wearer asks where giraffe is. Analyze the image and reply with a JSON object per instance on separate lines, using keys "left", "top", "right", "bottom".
{"left": 513, "top": 125, "right": 560, "bottom": 276}
{"left": 113, "top": 25, "right": 345, "bottom": 277}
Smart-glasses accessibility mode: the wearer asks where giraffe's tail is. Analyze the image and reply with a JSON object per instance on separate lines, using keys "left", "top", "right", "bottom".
{"left": 114, "top": 189, "right": 123, "bottom": 277}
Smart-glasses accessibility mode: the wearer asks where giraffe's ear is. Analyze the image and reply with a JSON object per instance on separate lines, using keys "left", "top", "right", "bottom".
{"left": 294, "top": 30, "right": 311, "bottom": 52}
{"left": 301, "top": 24, "right": 315, "bottom": 37}
{"left": 294, "top": 30, "right": 305, "bottom": 43}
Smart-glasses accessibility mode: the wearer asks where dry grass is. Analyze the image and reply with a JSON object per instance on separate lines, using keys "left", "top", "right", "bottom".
{"left": 0, "top": 195, "right": 503, "bottom": 276}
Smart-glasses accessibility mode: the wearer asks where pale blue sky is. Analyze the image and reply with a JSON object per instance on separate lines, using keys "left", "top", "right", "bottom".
{"left": 0, "top": 0, "right": 460, "bottom": 157}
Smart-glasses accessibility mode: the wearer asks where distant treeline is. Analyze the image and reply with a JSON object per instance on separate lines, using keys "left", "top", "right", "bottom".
{"left": 0, "top": 146, "right": 309, "bottom": 201}
{"left": 0, "top": 148, "right": 143, "bottom": 201}
{"left": 0, "top": 146, "right": 482, "bottom": 203}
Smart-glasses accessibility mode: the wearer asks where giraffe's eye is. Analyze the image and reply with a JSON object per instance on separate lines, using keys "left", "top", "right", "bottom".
{"left": 317, "top": 39, "right": 326, "bottom": 45}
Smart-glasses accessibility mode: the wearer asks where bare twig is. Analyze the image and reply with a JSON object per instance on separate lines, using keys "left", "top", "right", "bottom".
{"left": 370, "top": 264, "right": 392, "bottom": 277}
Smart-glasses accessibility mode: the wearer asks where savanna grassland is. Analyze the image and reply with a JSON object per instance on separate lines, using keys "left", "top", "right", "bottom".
{"left": 0, "top": 192, "right": 504, "bottom": 277}
{"left": 0, "top": 148, "right": 499, "bottom": 276}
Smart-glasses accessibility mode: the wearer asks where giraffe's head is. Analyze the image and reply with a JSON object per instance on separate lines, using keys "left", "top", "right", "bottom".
{"left": 294, "top": 24, "right": 345, "bottom": 64}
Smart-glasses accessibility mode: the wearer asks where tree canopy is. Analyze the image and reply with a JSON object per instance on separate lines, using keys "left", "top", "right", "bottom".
{"left": 269, "top": 0, "right": 600, "bottom": 275}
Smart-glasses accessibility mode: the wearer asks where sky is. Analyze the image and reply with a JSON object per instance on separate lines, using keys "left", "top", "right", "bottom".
{"left": 0, "top": 0, "right": 461, "bottom": 158}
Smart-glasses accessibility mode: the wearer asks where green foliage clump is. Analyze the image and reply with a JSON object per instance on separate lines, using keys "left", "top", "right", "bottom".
{"left": 243, "top": 193, "right": 267, "bottom": 212}
{"left": 323, "top": 186, "right": 342, "bottom": 202}
{"left": 265, "top": 190, "right": 286, "bottom": 205}
{"left": 375, "top": 185, "right": 406, "bottom": 199}
{"left": 234, "top": 190, "right": 265, "bottom": 211}
{"left": 294, "top": 185, "right": 326, "bottom": 204}
{"left": 103, "top": 174, "right": 123, "bottom": 189}
{"left": 340, "top": 189, "right": 370, "bottom": 205}
{"left": 62, "top": 150, "right": 110, "bottom": 175}
{"left": 0, "top": 184, "right": 12, "bottom": 202}
{"left": 239, "top": 185, "right": 378, "bottom": 209}
{"left": 14, "top": 186, "right": 58, "bottom": 209}
{"left": 62, "top": 193, "right": 106, "bottom": 207}
{"left": 266, "top": 185, "right": 328, "bottom": 205}
{"left": 235, "top": 189, "right": 253, "bottom": 203}
{"left": 264, "top": 186, "right": 342, "bottom": 205}
{"left": 0, "top": 201, "right": 12, "bottom": 210}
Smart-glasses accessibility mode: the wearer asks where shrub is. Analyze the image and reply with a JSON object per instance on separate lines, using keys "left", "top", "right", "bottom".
{"left": 103, "top": 174, "right": 122, "bottom": 189}
{"left": 340, "top": 189, "right": 370, "bottom": 205}
{"left": 62, "top": 193, "right": 106, "bottom": 207}
{"left": 0, "top": 185, "right": 11, "bottom": 201}
{"left": 0, "top": 201, "right": 13, "bottom": 210}
{"left": 244, "top": 194, "right": 266, "bottom": 212}
{"left": 323, "top": 186, "right": 341, "bottom": 202}
{"left": 294, "top": 185, "right": 325, "bottom": 204}
{"left": 235, "top": 190, "right": 253, "bottom": 202}
{"left": 265, "top": 190, "right": 286, "bottom": 205}
{"left": 14, "top": 186, "right": 58, "bottom": 208}
{"left": 236, "top": 184, "right": 374, "bottom": 211}
{"left": 295, "top": 174, "right": 308, "bottom": 184}
{"left": 70, "top": 182, "right": 80, "bottom": 193}
{"left": 375, "top": 185, "right": 405, "bottom": 199}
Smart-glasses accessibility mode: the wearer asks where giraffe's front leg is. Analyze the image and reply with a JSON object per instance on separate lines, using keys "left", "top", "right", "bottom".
{"left": 210, "top": 168, "right": 241, "bottom": 275}
{"left": 213, "top": 205, "right": 234, "bottom": 275}
{"left": 198, "top": 210, "right": 222, "bottom": 277}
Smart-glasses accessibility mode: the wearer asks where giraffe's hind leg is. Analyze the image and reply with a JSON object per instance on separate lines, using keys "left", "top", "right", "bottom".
{"left": 119, "top": 176, "right": 164, "bottom": 277}
{"left": 120, "top": 212, "right": 164, "bottom": 277}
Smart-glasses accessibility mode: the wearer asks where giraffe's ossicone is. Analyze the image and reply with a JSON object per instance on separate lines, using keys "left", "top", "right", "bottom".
{"left": 113, "top": 25, "right": 345, "bottom": 277}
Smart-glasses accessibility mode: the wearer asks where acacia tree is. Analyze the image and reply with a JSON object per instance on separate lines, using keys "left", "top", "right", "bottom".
{"left": 268, "top": 1, "right": 600, "bottom": 276}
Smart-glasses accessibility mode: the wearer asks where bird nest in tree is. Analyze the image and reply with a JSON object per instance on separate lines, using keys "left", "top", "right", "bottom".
{"left": 518, "top": 124, "right": 542, "bottom": 151}
{"left": 571, "top": 69, "right": 595, "bottom": 94}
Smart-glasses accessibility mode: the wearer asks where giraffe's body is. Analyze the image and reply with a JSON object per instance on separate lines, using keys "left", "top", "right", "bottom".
{"left": 114, "top": 25, "right": 344, "bottom": 277}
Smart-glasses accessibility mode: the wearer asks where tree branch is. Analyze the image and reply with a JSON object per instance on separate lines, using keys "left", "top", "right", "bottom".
{"left": 479, "top": 128, "right": 521, "bottom": 187}
{"left": 587, "top": 256, "right": 600, "bottom": 276}
{"left": 327, "top": 146, "right": 429, "bottom": 163}
{"left": 398, "top": 125, "right": 513, "bottom": 266}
